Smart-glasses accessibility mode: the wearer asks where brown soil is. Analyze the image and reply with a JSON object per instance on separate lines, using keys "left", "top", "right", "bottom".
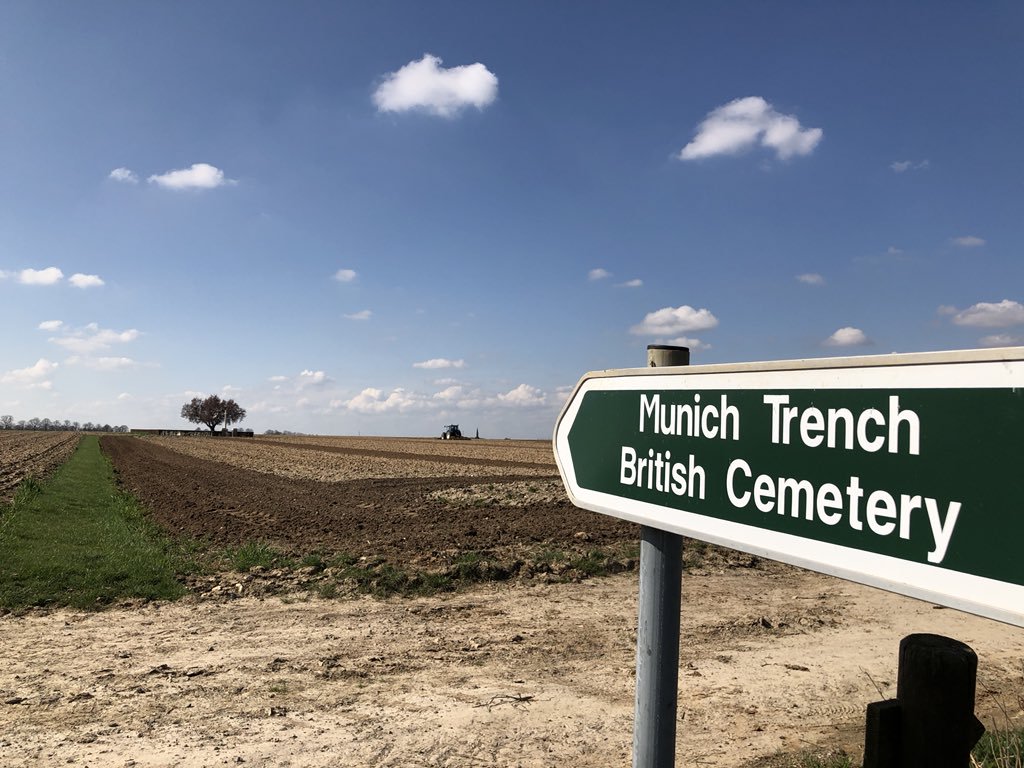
{"left": 0, "top": 431, "right": 80, "bottom": 503}
{"left": 98, "top": 436, "right": 637, "bottom": 566}
{"left": 245, "top": 437, "right": 556, "bottom": 470}
{"left": 2, "top": 571, "right": 1022, "bottom": 768}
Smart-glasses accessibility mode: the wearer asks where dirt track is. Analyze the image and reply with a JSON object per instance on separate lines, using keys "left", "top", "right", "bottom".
{"left": 2, "top": 569, "right": 1023, "bottom": 767}
{"left": 99, "top": 436, "right": 637, "bottom": 565}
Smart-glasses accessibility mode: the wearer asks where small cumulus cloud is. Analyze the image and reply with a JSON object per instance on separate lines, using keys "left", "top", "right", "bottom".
{"left": 890, "top": 160, "right": 929, "bottom": 173}
{"left": 1, "top": 358, "right": 58, "bottom": 388}
{"left": 952, "top": 236, "right": 986, "bottom": 248}
{"left": 665, "top": 336, "right": 711, "bottom": 351}
{"left": 345, "top": 309, "right": 372, "bottom": 321}
{"left": 373, "top": 54, "right": 498, "bottom": 118}
{"left": 432, "top": 384, "right": 465, "bottom": 401}
{"left": 413, "top": 358, "right": 466, "bottom": 370}
{"left": 823, "top": 327, "right": 869, "bottom": 347}
{"left": 496, "top": 384, "right": 547, "bottom": 407}
{"left": 18, "top": 267, "right": 64, "bottom": 285}
{"left": 268, "top": 375, "right": 289, "bottom": 383}
{"left": 678, "top": 97, "right": 822, "bottom": 162}
{"left": 343, "top": 387, "right": 428, "bottom": 413}
{"left": 48, "top": 323, "right": 140, "bottom": 355}
{"left": 618, "top": 279, "right": 643, "bottom": 288}
{"left": 69, "top": 273, "right": 105, "bottom": 289}
{"left": 950, "top": 300, "right": 1024, "bottom": 328}
{"left": 148, "top": 163, "right": 235, "bottom": 190}
{"left": 796, "top": 273, "right": 825, "bottom": 286}
{"left": 588, "top": 268, "right": 611, "bottom": 281}
{"left": 631, "top": 305, "right": 719, "bottom": 336}
{"left": 334, "top": 269, "right": 358, "bottom": 283}
{"left": 298, "top": 369, "right": 330, "bottom": 387}
{"left": 978, "top": 334, "right": 1022, "bottom": 347}
{"left": 79, "top": 356, "right": 138, "bottom": 371}
{"left": 38, "top": 320, "right": 63, "bottom": 331}
{"left": 109, "top": 167, "right": 138, "bottom": 183}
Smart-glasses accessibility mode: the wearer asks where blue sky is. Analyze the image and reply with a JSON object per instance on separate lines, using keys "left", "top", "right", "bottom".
{"left": 1, "top": 2, "right": 1022, "bottom": 437}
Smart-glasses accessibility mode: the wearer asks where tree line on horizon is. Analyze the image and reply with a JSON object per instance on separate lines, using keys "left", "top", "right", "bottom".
{"left": 0, "top": 415, "right": 129, "bottom": 433}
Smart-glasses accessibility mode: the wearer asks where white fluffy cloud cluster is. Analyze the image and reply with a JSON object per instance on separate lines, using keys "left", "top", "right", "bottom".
{"left": 2, "top": 267, "right": 103, "bottom": 288}
{"left": 678, "top": 96, "right": 823, "bottom": 161}
{"left": 631, "top": 305, "right": 719, "bottom": 336}
{"left": 373, "top": 54, "right": 498, "bottom": 118}
{"left": 823, "top": 327, "right": 869, "bottom": 347}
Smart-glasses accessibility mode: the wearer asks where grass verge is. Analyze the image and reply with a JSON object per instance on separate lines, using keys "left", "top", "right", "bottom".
{"left": 0, "top": 436, "right": 187, "bottom": 612}
{"left": 753, "top": 726, "right": 1024, "bottom": 768}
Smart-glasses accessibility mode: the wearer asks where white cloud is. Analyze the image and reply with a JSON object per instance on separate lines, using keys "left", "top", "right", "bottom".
{"left": 373, "top": 54, "right": 498, "bottom": 118}
{"left": 887, "top": 246, "right": 904, "bottom": 255}
{"left": 952, "top": 235, "right": 986, "bottom": 248}
{"left": 334, "top": 269, "right": 358, "bottom": 283}
{"left": 413, "top": 358, "right": 466, "bottom": 370}
{"left": 148, "top": 163, "right": 235, "bottom": 190}
{"left": 343, "top": 387, "right": 428, "bottom": 413}
{"left": 109, "top": 167, "right": 138, "bottom": 183}
{"left": 48, "top": 323, "right": 140, "bottom": 355}
{"left": 951, "top": 300, "right": 1024, "bottom": 328}
{"left": 1, "top": 358, "right": 58, "bottom": 387}
{"left": 497, "top": 384, "right": 547, "bottom": 408}
{"left": 796, "top": 273, "right": 825, "bottom": 285}
{"left": 588, "top": 268, "right": 611, "bottom": 281}
{"left": 619, "top": 279, "right": 643, "bottom": 288}
{"left": 678, "top": 96, "right": 823, "bottom": 162}
{"left": 664, "top": 336, "right": 711, "bottom": 351}
{"left": 824, "top": 327, "right": 869, "bottom": 347}
{"left": 268, "top": 375, "right": 289, "bottom": 383}
{"left": 631, "top": 305, "right": 719, "bottom": 336}
{"left": 69, "top": 273, "right": 105, "bottom": 289}
{"left": 83, "top": 356, "right": 138, "bottom": 371}
{"left": 345, "top": 310, "right": 372, "bottom": 321}
{"left": 38, "top": 320, "right": 63, "bottom": 331}
{"left": 936, "top": 305, "right": 958, "bottom": 317}
{"left": 432, "top": 385, "right": 465, "bottom": 401}
{"left": 978, "top": 334, "right": 1022, "bottom": 347}
{"left": 298, "top": 369, "right": 330, "bottom": 387}
{"left": 890, "top": 159, "right": 929, "bottom": 173}
{"left": 18, "top": 267, "right": 63, "bottom": 285}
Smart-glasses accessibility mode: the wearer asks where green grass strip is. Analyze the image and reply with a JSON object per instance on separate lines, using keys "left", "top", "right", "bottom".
{"left": 0, "top": 436, "right": 186, "bottom": 611}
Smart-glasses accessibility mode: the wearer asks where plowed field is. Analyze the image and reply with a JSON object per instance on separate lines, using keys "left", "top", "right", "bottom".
{"left": 0, "top": 432, "right": 80, "bottom": 503}
{"left": 99, "top": 435, "right": 636, "bottom": 565}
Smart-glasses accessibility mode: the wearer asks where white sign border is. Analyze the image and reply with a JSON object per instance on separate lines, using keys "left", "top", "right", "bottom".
{"left": 553, "top": 348, "right": 1024, "bottom": 628}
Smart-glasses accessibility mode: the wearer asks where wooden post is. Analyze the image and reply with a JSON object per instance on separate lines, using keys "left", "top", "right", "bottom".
{"left": 898, "top": 634, "right": 985, "bottom": 767}
{"left": 633, "top": 345, "right": 689, "bottom": 768}
{"left": 864, "top": 634, "right": 985, "bottom": 768}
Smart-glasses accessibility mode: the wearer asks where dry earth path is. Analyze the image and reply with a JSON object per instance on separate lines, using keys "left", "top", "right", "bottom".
{"left": 2, "top": 568, "right": 1022, "bottom": 767}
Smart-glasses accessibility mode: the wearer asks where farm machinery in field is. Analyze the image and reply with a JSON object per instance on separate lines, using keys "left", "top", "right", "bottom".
{"left": 440, "top": 424, "right": 465, "bottom": 440}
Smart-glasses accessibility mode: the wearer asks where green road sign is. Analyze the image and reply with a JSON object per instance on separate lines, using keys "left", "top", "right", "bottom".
{"left": 553, "top": 348, "right": 1024, "bottom": 627}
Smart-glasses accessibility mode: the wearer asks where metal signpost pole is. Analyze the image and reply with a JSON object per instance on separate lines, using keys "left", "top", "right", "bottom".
{"left": 633, "top": 345, "right": 689, "bottom": 768}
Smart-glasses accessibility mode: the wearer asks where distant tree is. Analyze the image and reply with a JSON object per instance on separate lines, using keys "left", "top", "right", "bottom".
{"left": 180, "top": 395, "right": 247, "bottom": 433}
{"left": 0, "top": 415, "right": 12, "bottom": 430}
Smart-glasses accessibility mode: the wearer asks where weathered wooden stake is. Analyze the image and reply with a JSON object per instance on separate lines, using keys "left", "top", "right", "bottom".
{"left": 633, "top": 345, "right": 689, "bottom": 768}
{"left": 864, "top": 633, "right": 985, "bottom": 768}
